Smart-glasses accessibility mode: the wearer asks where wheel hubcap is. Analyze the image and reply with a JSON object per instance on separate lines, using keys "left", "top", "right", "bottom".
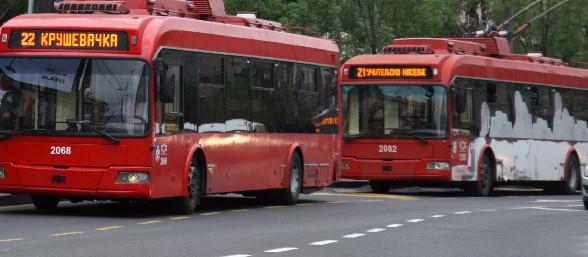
{"left": 290, "top": 160, "right": 300, "bottom": 195}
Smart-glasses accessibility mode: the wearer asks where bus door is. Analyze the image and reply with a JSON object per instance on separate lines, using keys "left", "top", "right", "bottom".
{"left": 451, "top": 83, "right": 476, "bottom": 182}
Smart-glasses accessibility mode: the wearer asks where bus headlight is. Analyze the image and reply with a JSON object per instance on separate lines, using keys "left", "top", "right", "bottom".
{"left": 427, "top": 162, "right": 450, "bottom": 171}
{"left": 116, "top": 172, "right": 149, "bottom": 184}
{"left": 341, "top": 160, "right": 351, "bottom": 170}
{"left": 0, "top": 167, "right": 5, "bottom": 179}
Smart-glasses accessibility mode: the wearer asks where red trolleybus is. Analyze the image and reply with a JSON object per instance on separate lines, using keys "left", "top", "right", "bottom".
{"left": 0, "top": 0, "right": 340, "bottom": 213}
{"left": 340, "top": 37, "right": 588, "bottom": 196}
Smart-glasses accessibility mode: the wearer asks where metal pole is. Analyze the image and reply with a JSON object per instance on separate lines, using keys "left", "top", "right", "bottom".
{"left": 28, "top": 0, "right": 34, "bottom": 14}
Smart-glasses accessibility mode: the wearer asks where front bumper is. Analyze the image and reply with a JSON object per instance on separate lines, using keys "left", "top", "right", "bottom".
{"left": 341, "top": 157, "right": 452, "bottom": 182}
{"left": 0, "top": 162, "right": 152, "bottom": 199}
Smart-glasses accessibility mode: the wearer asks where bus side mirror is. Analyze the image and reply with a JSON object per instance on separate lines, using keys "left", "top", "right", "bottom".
{"left": 454, "top": 88, "right": 467, "bottom": 113}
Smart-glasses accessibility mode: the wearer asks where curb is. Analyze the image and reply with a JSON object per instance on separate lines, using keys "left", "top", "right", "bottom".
{"left": 0, "top": 194, "right": 31, "bottom": 207}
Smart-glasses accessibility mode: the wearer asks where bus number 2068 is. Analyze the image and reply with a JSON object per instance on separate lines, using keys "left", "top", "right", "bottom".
{"left": 378, "top": 145, "right": 398, "bottom": 153}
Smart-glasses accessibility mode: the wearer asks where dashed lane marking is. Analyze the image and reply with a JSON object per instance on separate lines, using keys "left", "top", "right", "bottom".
{"left": 264, "top": 247, "right": 298, "bottom": 253}
{"left": 313, "top": 192, "right": 417, "bottom": 201}
{"left": 310, "top": 240, "right": 338, "bottom": 246}
{"left": 453, "top": 211, "right": 472, "bottom": 215}
{"left": 169, "top": 216, "right": 190, "bottom": 220}
{"left": 406, "top": 219, "right": 424, "bottom": 223}
{"left": 137, "top": 220, "right": 161, "bottom": 225}
{"left": 95, "top": 226, "right": 123, "bottom": 231}
{"left": 431, "top": 215, "right": 445, "bottom": 218}
{"left": 0, "top": 238, "right": 25, "bottom": 243}
{"left": 200, "top": 212, "right": 222, "bottom": 216}
{"left": 532, "top": 199, "right": 582, "bottom": 203}
{"left": 527, "top": 207, "right": 583, "bottom": 212}
{"left": 230, "top": 209, "right": 249, "bottom": 212}
{"left": 343, "top": 233, "right": 365, "bottom": 239}
{"left": 387, "top": 224, "right": 403, "bottom": 228}
{"left": 50, "top": 232, "right": 84, "bottom": 237}
{"left": 221, "top": 255, "right": 251, "bottom": 257}
{"left": 264, "top": 206, "right": 285, "bottom": 209}
{"left": 0, "top": 204, "right": 33, "bottom": 210}
{"left": 479, "top": 209, "right": 497, "bottom": 212}
{"left": 367, "top": 228, "right": 385, "bottom": 233}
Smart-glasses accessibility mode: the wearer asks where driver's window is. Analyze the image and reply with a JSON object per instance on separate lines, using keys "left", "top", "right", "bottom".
{"left": 158, "top": 65, "right": 182, "bottom": 135}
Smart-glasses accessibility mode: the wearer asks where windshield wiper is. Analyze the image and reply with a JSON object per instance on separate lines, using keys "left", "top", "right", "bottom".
{"left": 390, "top": 129, "right": 428, "bottom": 144}
{"left": 66, "top": 119, "right": 120, "bottom": 144}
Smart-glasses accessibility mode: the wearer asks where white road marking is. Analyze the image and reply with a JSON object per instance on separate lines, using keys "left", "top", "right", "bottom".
{"left": 566, "top": 204, "right": 583, "bottom": 207}
{"left": 367, "top": 228, "right": 385, "bottom": 233}
{"left": 406, "top": 219, "right": 424, "bottom": 223}
{"left": 137, "top": 220, "right": 161, "bottom": 225}
{"left": 50, "top": 232, "right": 84, "bottom": 237}
{"left": 532, "top": 199, "right": 581, "bottom": 203}
{"left": 95, "top": 226, "right": 123, "bottom": 231}
{"left": 343, "top": 233, "right": 366, "bottom": 238}
{"left": 310, "top": 240, "right": 338, "bottom": 246}
{"left": 169, "top": 216, "right": 190, "bottom": 220}
{"left": 387, "top": 224, "right": 403, "bottom": 228}
{"left": 431, "top": 215, "right": 445, "bottom": 218}
{"left": 479, "top": 209, "right": 497, "bottom": 212}
{"left": 453, "top": 211, "right": 472, "bottom": 215}
{"left": 221, "top": 255, "right": 251, "bottom": 257}
{"left": 0, "top": 238, "right": 25, "bottom": 243}
{"left": 201, "top": 212, "right": 222, "bottom": 216}
{"left": 529, "top": 207, "right": 583, "bottom": 212}
{"left": 264, "top": 247, "right": 298, "bottom": 253}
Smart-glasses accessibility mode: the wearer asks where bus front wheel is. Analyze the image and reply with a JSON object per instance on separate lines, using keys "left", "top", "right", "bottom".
{"left": 172, "top": 159, "right": 201, "bottom": 214}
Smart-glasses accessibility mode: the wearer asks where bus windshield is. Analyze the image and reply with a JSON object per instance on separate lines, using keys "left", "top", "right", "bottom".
{"left": 342, "top": 85, "right": 447, "bottom": 139}
{"left": 0, "top": 58, "right": 149, "bottom": 137}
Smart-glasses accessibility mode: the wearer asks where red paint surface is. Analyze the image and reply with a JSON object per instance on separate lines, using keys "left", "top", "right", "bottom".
{"left": 0, "top": 12, "right": 340, "bottom": 199}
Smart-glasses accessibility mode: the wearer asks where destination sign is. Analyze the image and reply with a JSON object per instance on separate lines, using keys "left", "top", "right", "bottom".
{"left": 9, "top": 30, "right": 129, "bottom": 50}
{"left": 349, "top": 66, "right": 433, "bottom": 79}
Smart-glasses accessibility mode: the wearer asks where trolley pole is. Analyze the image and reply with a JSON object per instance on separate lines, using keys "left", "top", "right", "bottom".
{"left": 28, "top": 0, "right": 34, "bottom": 14}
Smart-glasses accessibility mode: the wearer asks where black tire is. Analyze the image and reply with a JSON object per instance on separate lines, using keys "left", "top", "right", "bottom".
{"left": 560, "top": 155, "right": 580, "bottom": 195}
{"left": 369, "top": 181, "right": 392, "bottom": 193}
{"left": 32, "top": 196, "right": 60, "bottom": 210}
{"left": 583, "top": 197, "right": 588, "bottom": 210}
{"left": 275, "top": 153, "right": 302, "bottom": 205}
{"left": 172, "top": 160, "right": 201, "bottom": 214}
{"left": 466, "top": 154, "right": 494, "bottom": 196}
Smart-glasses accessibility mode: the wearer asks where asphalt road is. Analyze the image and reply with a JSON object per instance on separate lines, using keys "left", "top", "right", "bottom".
{"left": 0, "top": 185, "right": 586, "bottom": 257}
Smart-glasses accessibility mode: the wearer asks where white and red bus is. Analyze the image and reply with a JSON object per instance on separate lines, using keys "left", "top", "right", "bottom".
{"left": 0, "top": 0, "right": 340, "bottom": 213}
{"left": 340, "top": 37, "right": 588, "bottom": 196}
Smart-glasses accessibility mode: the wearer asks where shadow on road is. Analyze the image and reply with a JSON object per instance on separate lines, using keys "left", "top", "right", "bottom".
{"left": 0, "top": 194, "right": 327, "bottom": 218}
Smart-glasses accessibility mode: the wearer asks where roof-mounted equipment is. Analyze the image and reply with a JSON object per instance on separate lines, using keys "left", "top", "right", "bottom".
{"left": 54, "top": 0, "right": 130, "bottom": 14}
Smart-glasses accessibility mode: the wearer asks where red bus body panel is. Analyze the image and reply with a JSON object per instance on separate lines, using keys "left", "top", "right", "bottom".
{"left": 0, "top": 13, "right": 340, "bottom": 199}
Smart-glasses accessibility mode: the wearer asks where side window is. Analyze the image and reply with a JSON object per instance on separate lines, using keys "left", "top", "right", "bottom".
{"left": 295, "top": 64, "right": 319, "bottom": 133}
{"left": 225, "top": 57, "right": 251, "bottom": 131}
{"left": 251, "top": 60, "right": 275, "bottom": 133}
{"left": 195, "top": 54, "right": 226, "bottom": 133}
{"left": 275, "top": 62, "right": 296, "bottom": 133}
{"left": 161, "top": 65, "right": 182, "bottom": 134}
{"left": 452, "top": 78, "right": 475, "bottom": 137}
{"left": 316, "top": 67, "right": 338, "bottom": 134}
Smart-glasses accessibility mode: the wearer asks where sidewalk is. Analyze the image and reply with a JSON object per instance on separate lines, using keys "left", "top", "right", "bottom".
{"left": 0, "top": 193, "right": 31, "bottom": 207}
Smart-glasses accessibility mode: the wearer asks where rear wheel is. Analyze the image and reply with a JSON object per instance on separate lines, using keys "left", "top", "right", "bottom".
{"left": 466, "top": 154, "right": 494, "bottom": 196}
{"left": 32, "top": 196, "right": 59, "bottom": 210}
{"left": 369, "top": 181, "right": 392, "bottom": 193}
{"left": 172, "top": 160, "right": 201, "bottom": 214}
{"left": 275, "top": 153, "right": 302, "bottom": 205}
